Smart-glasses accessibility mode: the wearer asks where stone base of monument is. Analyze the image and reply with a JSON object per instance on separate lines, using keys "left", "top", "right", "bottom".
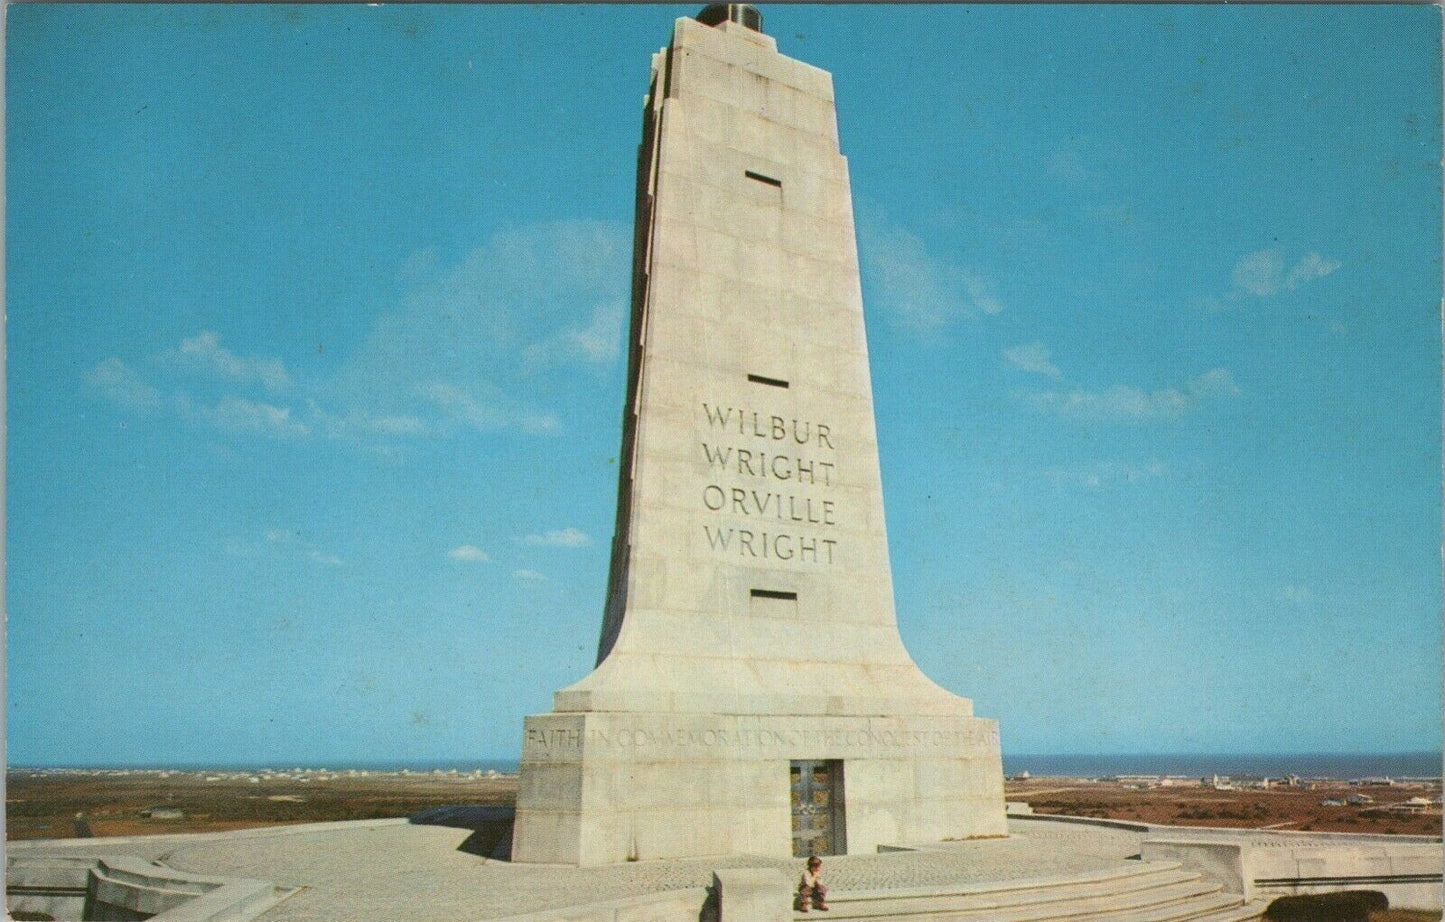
{"left": 511, "top": 711, "right": 1007, "bottom": 866}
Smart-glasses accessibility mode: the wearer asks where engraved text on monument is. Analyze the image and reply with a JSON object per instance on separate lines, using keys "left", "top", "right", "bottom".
{"left": 699, "top": 401, "right": 840, "bottom": 565}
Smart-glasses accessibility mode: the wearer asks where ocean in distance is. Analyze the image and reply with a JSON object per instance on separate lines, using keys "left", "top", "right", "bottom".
{"left": 14, "top": 753, "right": 1441, "bottom": 780}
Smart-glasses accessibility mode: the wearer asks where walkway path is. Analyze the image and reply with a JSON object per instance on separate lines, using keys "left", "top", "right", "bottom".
{"left": 10, "top": 817, "right": 1146, "bottom": 920}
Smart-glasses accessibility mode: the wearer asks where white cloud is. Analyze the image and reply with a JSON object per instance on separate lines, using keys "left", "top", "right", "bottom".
{"left": 87, "top": 358, "right": 163, "bottom": 411}
{"left": 567, "top": 303, "right": 625, "bottom": 362}
{"left": 1187, "top": 367, "right": 1242, "bottom": 400}
{"left": 858, "top": 216, "right": 1002, "bottom": 334}
{"left": 173, "top": 331, "right": 292, "bottom": 392}
{"left": 418, "top": 382, "right": 561, "bottom": 436}
{"left": 525, "top": 302, "right": 626, "bottom": 367}
{"left": 512, "top": 569, "right": 546, "bottom": 582}
{"left": 1023, "top": 368, "right": 1240, "bottom": 424}
{"left": 519, "top": 413, "right": 562, "bottom": 435}
{"left": 420, "top": 382, "right": 506, "bottom": 431}
{"left": 224, "top": 537, "right": 259, "bottom": 558}
{"left": 418, "top": 381, "right": 560, "bottom": 436}
{"left": 1025, "top": 386, "right": 1189, "bottom": 422}
{"left": 257, "top": 528, "right": 342, "bottom": 566}
{"left": 89, "top": 357, "right": 311, "bottom": 440}
{"left": 195, "top": 396, "right": 309, "bottom": 439}
{"left": 1222, "top": 249, "right": 1341, "bottom": 302}
{"left": 306, "top": 400, "right": 429, "bottom": 441}
{"left": 448, "top": 544, "right": 490, "bottom": 562}
{"left": 1282, "top": 584, "right": 1311, "bottom": 604}
{"left": 88, "top": 219, "right": 623, "bottom": 450}
{"left": 1046, "top": 460, "right": 1169, "bottom": 491}
{"left": 1003, "top": 342, "right": 1062, "bottom": 379}
{"left": 1285, "top": 253, "right": 1342, "bottom": 290}
{"left": 327, "top": 220, "right": 627, "bottom": 433}
{"left": 1231, "top": 249, "right": 1285, "bottom": 297}
{"left": 523, "top": 527, "right": 590, "bottom": 547}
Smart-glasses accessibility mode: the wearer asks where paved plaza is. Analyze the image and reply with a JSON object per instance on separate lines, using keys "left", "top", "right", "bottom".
{"left": 10, "top": 817, "right": 1145, "bottom": 920}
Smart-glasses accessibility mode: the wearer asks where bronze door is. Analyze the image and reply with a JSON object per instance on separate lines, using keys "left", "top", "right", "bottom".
{"left": 790, "top": 760, "right": 845, "bottom": 857}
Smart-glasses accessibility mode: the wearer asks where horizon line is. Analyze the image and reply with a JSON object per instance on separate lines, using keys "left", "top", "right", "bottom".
{"left": 9, "top": 750, "right": 1442, "bottom": 771}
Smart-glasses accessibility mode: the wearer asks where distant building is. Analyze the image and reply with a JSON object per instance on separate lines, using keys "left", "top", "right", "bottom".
{"left": 1346, "top": 794, "right": 1375, "bottom": 806}
{"left": 1381, "top": 796, "right": 1438, "bottom": 814}
{"left": 142, "top": 807, "right": 184, "bottom": 820}
{"left": 1158, "top": 776, "right": 1201, "bottom": 787}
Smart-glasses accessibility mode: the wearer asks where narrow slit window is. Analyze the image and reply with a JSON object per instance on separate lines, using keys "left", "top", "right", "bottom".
{"left": 747, "top": 373, "right": 789, "bottom": 389}
{"left": 745, "top": 170, "right": 782, "bottom": 188}
{"left": 751, "top": 589, "right": 798, "bottom": 601}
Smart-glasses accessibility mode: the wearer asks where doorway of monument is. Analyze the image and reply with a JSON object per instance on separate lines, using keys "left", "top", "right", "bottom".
{"left": 789, "top": 760, "right": 846, "bottom": 857}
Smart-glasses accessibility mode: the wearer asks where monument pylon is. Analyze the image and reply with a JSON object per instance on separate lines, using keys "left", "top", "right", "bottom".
{"left": 512, "top": 4, "right": 1007, "bottom": 866}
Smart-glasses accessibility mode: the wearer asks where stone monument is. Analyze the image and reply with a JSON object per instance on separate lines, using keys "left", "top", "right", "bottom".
{"left": 511, "top": 4, "right": 1007, "bottom": 866}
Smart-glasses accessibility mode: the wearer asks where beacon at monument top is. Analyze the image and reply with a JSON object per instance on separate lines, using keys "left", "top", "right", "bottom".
{"left": 696, "top": 3, "right": 764, "bottom": 33}
{"left": 511, "top": 5, "right": 1007, "bottom": 866}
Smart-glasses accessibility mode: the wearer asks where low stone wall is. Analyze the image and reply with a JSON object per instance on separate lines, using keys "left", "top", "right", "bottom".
{"left": 6, "top": 854, "right": 286, "bottom": 922}
{"left": 1009, "top": 814, "right": 1151, "bottom": 833}
{"left": 1142, "top": 835, "right": 1443, "bottom": 912}
{"left": 6, "top": 854, "right": 97, "bottom": 920}
{"left": 88, "top": 857, "right": 278, "bottom": 921}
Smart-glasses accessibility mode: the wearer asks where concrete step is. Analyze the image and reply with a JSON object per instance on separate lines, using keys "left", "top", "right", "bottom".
{"left": 1198, "top": 898, "right": 1267, "bottom": 922}
{"left": 813, "top": 861, "right": 1189, "bottom": 917}
{"left": 1090, "top": 892, "right": 1250, "bottom": 922}
{"left": 796, "top": 862, "right": 1237, "bottom": 921}
{"left": 1174, "top": 900, "right": 1268, "bottom": 922}
{"left": 825, "top": 877, "right": 1221, "bottom": 921}
{"left": 906, "top": 880, "right": 1222, "bottom": 922}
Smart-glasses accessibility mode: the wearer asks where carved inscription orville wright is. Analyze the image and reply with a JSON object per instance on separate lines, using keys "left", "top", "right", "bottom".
{"left": 698, "top": 402, "right": 840, "bottom": 565}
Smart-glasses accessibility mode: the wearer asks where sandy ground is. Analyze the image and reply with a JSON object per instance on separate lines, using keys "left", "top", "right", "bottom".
{"left": 8, "top": 769, "right": 1438, "bottom": 842}
{"left": 6, "top": 769, "right": 516, "bottom": 840}
{"left": 1007, "top": 777, "right": 1442, "bottom": 836}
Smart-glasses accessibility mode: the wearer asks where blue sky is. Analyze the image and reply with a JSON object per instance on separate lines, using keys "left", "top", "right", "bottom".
{"left": 7, "top": 4, "right": 1440, "bottom": 766}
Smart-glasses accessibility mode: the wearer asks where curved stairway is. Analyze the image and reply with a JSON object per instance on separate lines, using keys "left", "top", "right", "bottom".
{"left": 796, "top": 861, "right": 1268, "bottom": 921}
